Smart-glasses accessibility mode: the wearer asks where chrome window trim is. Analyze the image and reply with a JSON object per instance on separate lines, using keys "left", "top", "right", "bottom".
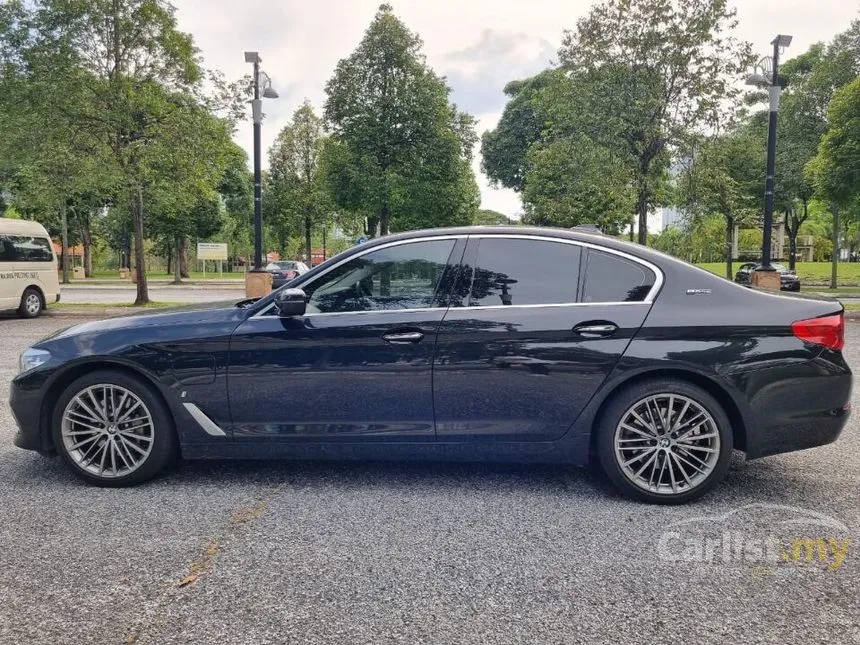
{"left": 250, "top": 233, "right": 663, "bottom": 319}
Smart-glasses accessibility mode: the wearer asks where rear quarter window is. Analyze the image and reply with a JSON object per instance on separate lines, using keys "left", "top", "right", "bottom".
{"left": 582, "top": 249, "right": 655, "bottom": 303}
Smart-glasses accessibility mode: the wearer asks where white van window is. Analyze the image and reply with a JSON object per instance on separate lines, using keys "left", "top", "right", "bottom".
{"left": 0, "top": 236, "right": 54, "bottom": 262}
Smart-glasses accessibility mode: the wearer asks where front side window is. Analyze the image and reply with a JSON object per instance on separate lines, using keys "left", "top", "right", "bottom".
{"left": 582, "top": 250, "right": 655, "bottom": 303}
{"left": 0, "top": 235, "right": 54, "bottom": 262}
{"left": 304, "top": 239, "right": 455, "bottom": 314}
{"left": 458, "top": 238, "right": 581, "bottom": 307}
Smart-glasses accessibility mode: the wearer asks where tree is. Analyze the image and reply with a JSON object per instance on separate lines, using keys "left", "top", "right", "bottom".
{"left": 558, "top": 0, "right": 752, "bottom": 244}
{"left": 324, "top": 3, "right": 478, "bottom": 236}
{"left": 26, "top": 0, "right": 204, "bottom": 304}
{"left": 472, "top": 209, "right": 515, "bottom": 226}
{"left": 481, "top": 70, "right": 559, "bottom": 193}
{"left": 768, "top": 28, "right": 860, "bottom": 269}
{"left": 268, "top": 101, "right": 330, "bottom": 263}
{"left": 680, "top": 132, "right": 761, "bottom": 278}
{"left": 807, "top": 78, "right": 860, "bottom": 288}
{"left": 0, "top": 6, "right": 117, "bottom": 282}
{"left": 143, "top": 96, "right": 236, "bottom": 283}
{"left": 521, "top": 135, "right": 634, "bottom": 234}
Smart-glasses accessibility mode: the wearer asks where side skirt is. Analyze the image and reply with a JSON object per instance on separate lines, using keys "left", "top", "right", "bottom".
{"left": 180, "top": 435, "right": 591, "bottom": 466}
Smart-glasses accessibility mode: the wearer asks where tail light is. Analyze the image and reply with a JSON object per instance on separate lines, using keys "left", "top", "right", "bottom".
{"left": 792, "top": 313, "right": 844, "bottom": 351}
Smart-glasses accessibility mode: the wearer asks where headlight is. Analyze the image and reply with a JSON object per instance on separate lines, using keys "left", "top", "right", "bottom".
{"left": 19, "top": 348, "right": 51, "bottom": 373}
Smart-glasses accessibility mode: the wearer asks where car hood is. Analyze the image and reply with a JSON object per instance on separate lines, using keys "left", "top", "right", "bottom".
{"left": 44, "top": 301, "right": 247, "bottom": 343}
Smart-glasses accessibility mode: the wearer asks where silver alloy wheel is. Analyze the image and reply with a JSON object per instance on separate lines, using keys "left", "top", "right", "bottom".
{"left": 60, "top": 384, "right": 155, "bottom": 479}
{"left": 613, "top": 393, "right": 721, "bottom": 495}
{"left": 24, "top": 292, "right": 41, "bottom": 315}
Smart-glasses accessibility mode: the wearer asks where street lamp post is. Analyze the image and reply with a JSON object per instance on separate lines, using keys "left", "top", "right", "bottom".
{"left": 243, "top": 52, "right": 278, "bottom": 297}
{"left": 746, "top": 35, "right": 791, "bottom": 289}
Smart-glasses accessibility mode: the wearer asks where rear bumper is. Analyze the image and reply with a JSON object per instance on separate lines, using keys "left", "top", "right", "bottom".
{"left": 742, "top": 354, "right": 851, "bottom": 459}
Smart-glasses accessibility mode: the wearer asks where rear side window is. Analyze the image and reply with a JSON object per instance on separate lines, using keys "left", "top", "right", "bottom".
{"left": 0, "top": 235, "right": 54, "bottom": 262}
{"left": 461, "top": 238, "right": 581, "bottom": 307}
{"left": 582, "top": 250, "right": 655, "bottom": 303}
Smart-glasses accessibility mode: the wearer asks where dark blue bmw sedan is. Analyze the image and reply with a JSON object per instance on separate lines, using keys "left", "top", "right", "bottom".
{"left": 10, "top": 227, "right": 852, "bottom": 503}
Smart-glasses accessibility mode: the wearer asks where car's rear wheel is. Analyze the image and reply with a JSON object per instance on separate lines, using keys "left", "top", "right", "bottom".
{"left": 18, "top": 288, "right": 43, "bottom": 318}
{"left": 596, "top": 378, "right": 732, "bottom": 504}
{"left": 52, "top": 370, "right": 178, "bottom": 486}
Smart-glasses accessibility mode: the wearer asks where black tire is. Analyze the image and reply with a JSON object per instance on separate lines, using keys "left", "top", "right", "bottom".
{"left": 51, "top": 370, "right": 178, "bottom": 486}
{"left": 596, "top": 378, "right": 733, "bottom": 505}
{"left": 18, "top": 287, "right": 43, "bottom": 318}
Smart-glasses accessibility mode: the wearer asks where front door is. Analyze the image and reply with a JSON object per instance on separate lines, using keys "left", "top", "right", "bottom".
{"left": 227, "top": 237, "right": 462, "bottom": 440}
{"left": 433, "top": 236, "right": 657, "bottom": 441}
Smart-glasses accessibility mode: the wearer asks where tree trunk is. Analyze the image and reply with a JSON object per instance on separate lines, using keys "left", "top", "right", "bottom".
{"left": 60, "top": 200, "right": 70, "bottom": 284}
{"left": 379, "top": 204, "right": 391, "bottom": 296}
{"left": 122, "top": 234, "right": 131, "bottom": 269}
{"left": 380, "top": 203, "right": 390, "bottom": 237}
{"left": 132, "top": 185, "right": 149, "bottom": 305}
{"left": 173, "top": 235, "right": 182, "bottom": 284}
{"left": 277, "top": 229, "right": 287, "bottom": 258}
{"left": 304, "top": 213, "right": 312, "bottom": 269}
{"left": 628, "top": 217, "right": 635, "bottom": 242}
{"left": 166, "top": 240, "right": 172, "bottom": 276}
{"left": 831, "top": 205, "right": 839, "bottom": 290}
{"left": 788, "top": 233, "right": 797, "bottom": 271}
{"left": 179, "top": 236, "right": 189, "bottom": 278}
{"left": 81, "top": 216, "right": 93, "bottom": 278}
{"left": 785, "top": 209, "right": 797, "bottom": 271}
{"left": 636, "top": 190, "right": 648, "bottom": 245}
{"left": 725, "top": 215, "right": 734, "bottom": 280}
{"left": 366, "top": 215, "right": 380, "bottom": 238}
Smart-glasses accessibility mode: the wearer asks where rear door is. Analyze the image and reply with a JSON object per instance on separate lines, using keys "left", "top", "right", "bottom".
{"left": 432, "top": 236, "right": 660, "bottom": 441}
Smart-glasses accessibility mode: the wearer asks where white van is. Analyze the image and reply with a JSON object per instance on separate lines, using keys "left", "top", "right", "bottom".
{"left": 0, "top": 219, "right": 60, "bottom": 318}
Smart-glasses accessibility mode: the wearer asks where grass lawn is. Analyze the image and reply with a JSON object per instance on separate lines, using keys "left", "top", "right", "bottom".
{"left": 89, "top": 270, "right": 245, "bottom": 280}
{"left": 696, "top": 262, "right": 860, "bottom": 287}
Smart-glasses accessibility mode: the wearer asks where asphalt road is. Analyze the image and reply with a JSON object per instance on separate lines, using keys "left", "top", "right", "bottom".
{"left": 0, "top": 315, "right": 858, "bottom": 644}
{"left": 60, "top": 284, "right": 247, "bottom": 304}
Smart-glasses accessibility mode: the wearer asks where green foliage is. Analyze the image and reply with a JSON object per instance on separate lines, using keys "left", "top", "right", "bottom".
{"left": 522, "top": 135, "right": 633, "bottom": 234}
{"left": 323, "top": 3, "right": 478, "bottom": 236}
{"left": 807, "top": 78, "right": 860, "bottom": 208}
{"left": 266, "top": 101, "right": 331, "bottom": 259}
{"left": 480, "top": 70, "right": 558, "bottom": 192}
{"left": 472, "top": 209, "right": 515, "bottom": 226}
{"left": 680, "top": 133, "right": 762, "bottom": 223}
{"left": 558, "top": 0, "right": 753, "bottom": 244}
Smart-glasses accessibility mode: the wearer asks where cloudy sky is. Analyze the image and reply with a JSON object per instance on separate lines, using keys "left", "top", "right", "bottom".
{"left": 172, "top": 0, "right": 859, "bottom": 217}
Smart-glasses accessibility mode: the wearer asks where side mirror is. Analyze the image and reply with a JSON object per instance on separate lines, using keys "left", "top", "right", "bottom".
{"left": 274, "top": 288, "right": 307, "bottom": 317}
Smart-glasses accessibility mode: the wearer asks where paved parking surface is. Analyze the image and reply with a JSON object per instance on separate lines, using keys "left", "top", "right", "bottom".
{"left": 0, "top": 314, "right": 858, "bottom": 644}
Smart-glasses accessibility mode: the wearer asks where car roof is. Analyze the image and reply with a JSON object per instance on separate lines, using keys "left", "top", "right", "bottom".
{"left": 0, "top": 218, "right": 51, "bottom": 236}
{"left": 357, "top": 225, "right": 682, "bottom": 267}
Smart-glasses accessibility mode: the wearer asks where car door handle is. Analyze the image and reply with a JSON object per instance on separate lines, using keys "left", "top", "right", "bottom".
{"left": 573, "top": 323, "right": 618, "bottom": 338}
{"left": 382, "top": 331, "right": 424, "bottom": 344}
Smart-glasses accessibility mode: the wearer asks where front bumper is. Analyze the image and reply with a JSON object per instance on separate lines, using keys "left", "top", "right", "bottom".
{"left": 10, "top": 377, "right": 50, "bottom": 453}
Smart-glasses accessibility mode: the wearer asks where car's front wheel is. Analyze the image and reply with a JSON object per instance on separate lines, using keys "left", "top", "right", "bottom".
{"left": 52, "top": 370, "right": 178, "bottom": 486}
{"left": 596, "top": 378, "right": 733, "bottom": 504}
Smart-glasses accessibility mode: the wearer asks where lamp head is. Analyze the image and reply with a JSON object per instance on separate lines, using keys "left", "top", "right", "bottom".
{"left": 772, "top": 34, "right": 793, "bottom": 48}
